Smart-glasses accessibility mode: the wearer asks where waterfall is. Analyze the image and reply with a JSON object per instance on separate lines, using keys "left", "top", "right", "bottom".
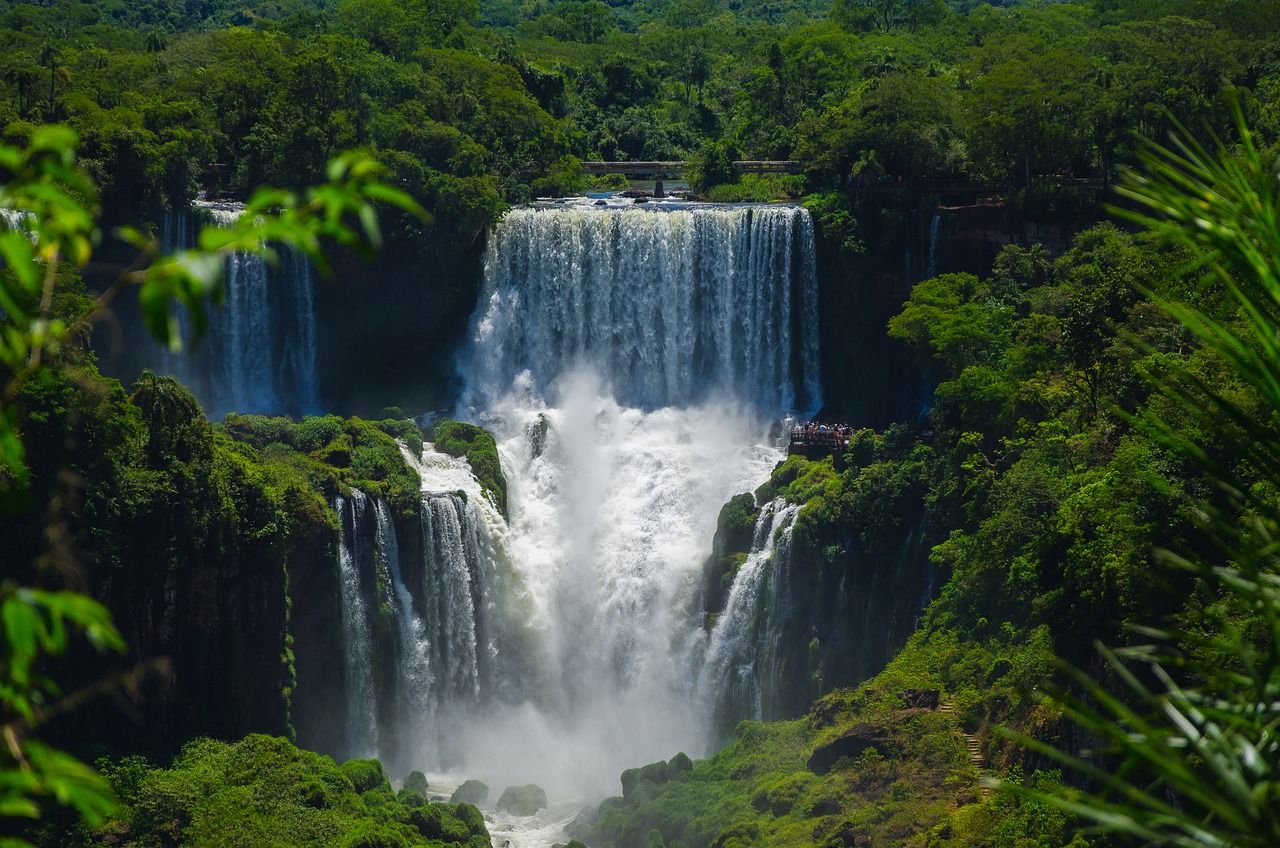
{"left": 926, "top": 210, "right": 942, "bottom": 278}
{"left": 334, "top": 490, "right": 377, "bottom": 757}
{"left": 1, "top": 208, "right": 34, "bottom": 232}
{"left": 319, "top": 201, "right": 824, "bottom": 798}
{"left": 468, "top": 203, "right": 821, "bottom": 414}
{"left": 420, "top": 493, "right": 483, "bottom": 702}
{"left": 141, "top": 203, "right": 321, "bottom": 418}
{"left": 374, "top": 500, "right": 434, "bottom": 749}
{"left": 698, "top": 499, "right": 800, "bottom": 725}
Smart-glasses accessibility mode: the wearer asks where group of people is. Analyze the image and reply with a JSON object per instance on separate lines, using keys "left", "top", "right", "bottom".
{"left": 790, "top": 420, "right": 854, "bottom": 446}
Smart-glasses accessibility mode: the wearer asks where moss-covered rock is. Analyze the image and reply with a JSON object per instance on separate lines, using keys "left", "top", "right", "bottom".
{"left": 450, "top": 779, "right": 490, "bottom": 806}
{"left": 432, "top": 420, "right": 508, "bottom": 518}
{"left": 409, "top": 804, "right": 470, "bottom": 842}
{"left": 702, "top": 492, "right": 760, "bottom": 616}
{"left": 495, "top": 783, "right": 547, "bottom": 816}
{"left": 401, "top": 771, "right": 429, "bottom": 800}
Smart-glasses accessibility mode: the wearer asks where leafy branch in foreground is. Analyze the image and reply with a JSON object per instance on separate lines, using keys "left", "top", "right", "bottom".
{"left": 0, "top": 125, "right": 423, "bottom": 845}
{"left": 996, "top": 112, "right": 1280, "bottom": 846}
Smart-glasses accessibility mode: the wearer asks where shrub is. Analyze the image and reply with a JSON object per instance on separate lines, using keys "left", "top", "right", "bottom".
{"left": 338, "top": 822, "right": 410, "bottom": 848}
{"left": 341, "top": 759, "right": 387, "bottom": 793}
{"left": 295, "top": 415, "right": 345, "bottom": 453}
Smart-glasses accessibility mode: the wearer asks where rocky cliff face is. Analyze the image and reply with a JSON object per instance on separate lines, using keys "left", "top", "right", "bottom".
{"left": 812, "top": 192, "right": 1101, "bottom": 427}
{"left": 700, "top": 443, "right": 939, "bottom": 732}
{"left": 8, "top": 367, "right": 434, "bottom": 760}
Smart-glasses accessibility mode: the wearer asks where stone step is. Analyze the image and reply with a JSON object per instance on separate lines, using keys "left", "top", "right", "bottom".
{"left": 939, "top": 700, "right": 993, "bottom": 798}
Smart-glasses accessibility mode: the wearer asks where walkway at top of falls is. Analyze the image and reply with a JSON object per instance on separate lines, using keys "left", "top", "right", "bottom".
{"left": 581, "top": 160, "right": 802, "bottom": 177}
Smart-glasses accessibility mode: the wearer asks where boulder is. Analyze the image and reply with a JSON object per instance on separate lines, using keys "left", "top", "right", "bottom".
{"left": 897, "top": 688, "right": 940, "bottom": 709}
{"left": 807, "top": 723, "right": 898, "bottom": 774}
{"left": 341, "top": 759, "right": 387, "bottom": 793}
{"left": 409, "top": 805, "right": 469, "bottom": 842}
{"left": 401, "top": 771, "right": 429, "bottom": 800}
{"left": 450, "top": 779, "right": 490, "bottom": 806}
{"left": 496, "top": 783, "right": 547, "bottom": 816}
{"left": 620, "top": 760, "right": 671, "bottom": 799}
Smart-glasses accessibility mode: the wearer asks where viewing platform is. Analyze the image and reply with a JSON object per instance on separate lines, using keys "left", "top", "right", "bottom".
{"left": 788, "top": 423, "right": 853, "bottom": 465}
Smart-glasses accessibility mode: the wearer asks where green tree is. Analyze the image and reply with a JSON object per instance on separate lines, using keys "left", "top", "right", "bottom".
{"left": 1006, "top": 114, "right": 1280, "bottom": 848}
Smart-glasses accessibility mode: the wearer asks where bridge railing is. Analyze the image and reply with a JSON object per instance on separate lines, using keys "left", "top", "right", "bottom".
{"left": 580, "top": 160, "right": 802, "bottom": 176}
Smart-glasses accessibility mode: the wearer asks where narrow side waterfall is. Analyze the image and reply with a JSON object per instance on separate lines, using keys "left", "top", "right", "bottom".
{"left": 375, "top": 499, "right": 434, "bottom": 750}
{"left": 145, "top": 204, "right": 321, "bottom": 418}
{"left": 698, "top": 499, "right": 800, "bottom": 727}
{"left": 334, "top": 490, "right": 377, "bottom": 757}
{"left": 420, "top": 494, "right": 484, "bottom": 702}
{"left": 468, "top": 204, "right": 821, "bottom": 412}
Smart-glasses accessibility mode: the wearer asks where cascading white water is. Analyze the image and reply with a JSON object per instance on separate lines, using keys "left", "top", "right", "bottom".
{"left": 374, "top": 499, "right": 434, "bottom": 750}
{"left": 399, "top": 442, "right": 544, "bottom": 745}
{"left": 334, "top": 490, "right": 377, "bottom": 757}
{"left": 468, "top": 203, "right": 821, "bottom": 413}
{"left": 697, "top": 499, "right": 800, "bottom": 724}
{"left": 378, "top": 201, "right": 824, "bottom": 807}
{"left": 0, "top": 208, "right": 35, "bottom": 233}
{"left": 146, "top": 203, "right": 321, "bottom": 418}
{"left": 421, "top": 493, "right": 483, "bottom": 701}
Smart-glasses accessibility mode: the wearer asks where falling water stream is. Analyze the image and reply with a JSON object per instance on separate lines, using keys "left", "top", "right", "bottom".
{"left": 146, "top": 203, "right": 321, "bottom": 418}
{"left": 334, "top": 490, "right": 377, "bottom": 757}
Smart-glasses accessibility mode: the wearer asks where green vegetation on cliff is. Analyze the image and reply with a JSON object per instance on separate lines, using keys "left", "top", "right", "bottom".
{"left": 46, "top": 734, "right": 491, "bottom": 848}
{"left": 222, "top": 411, "right": 425, "bottom": 515}
{"left": 431, "top": 419, "right": 508, "bottom": 518}
{"left": 4, "top": 360, "right": 431, "bottom": 755}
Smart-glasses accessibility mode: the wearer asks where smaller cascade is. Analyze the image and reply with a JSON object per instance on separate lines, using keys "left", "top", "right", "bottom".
{"left": 215, "top": 247, "right": 273, "bottom": 413}
{"left": 401, "top": 438, "right": 521, "bottom": 706}
{"left": 420, "top": 493, "right": 483, "bottom": 702}
{"left": 397, "top": 438, "right": 542, "bottom": 744}
{"left": 334, "top": 490, "right": 378, "bottom": 757}
{"left": 374, "top": 500, "right": 434, "bottom": 749}
{"left": 0, "top": 208, "right": 34, "bottom": 232}
{"left": 138, "top": 203, "right": 322, "bottom": 418}
{"left": 698, "top": 499, "right": 800, "bottom": 727}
